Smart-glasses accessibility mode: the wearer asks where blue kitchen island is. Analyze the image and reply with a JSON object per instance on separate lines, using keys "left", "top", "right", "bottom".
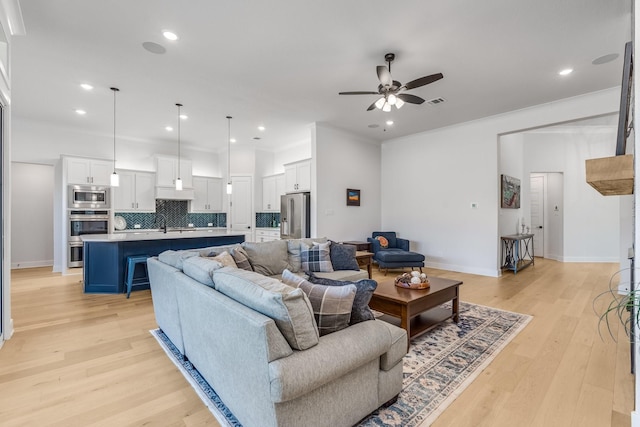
{"left": 81, "top": 229, "right": 245, "bottom": 294}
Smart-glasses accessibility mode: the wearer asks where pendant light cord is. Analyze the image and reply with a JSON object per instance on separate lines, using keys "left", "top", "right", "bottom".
{"left": 111, "top": 87, "right": 119, "bottom": 171}
{"left": 227, "top": 116, "right": 232, "bottom": 186}
{"left": 176, "top": 103, "right": 182, "bottom": 179}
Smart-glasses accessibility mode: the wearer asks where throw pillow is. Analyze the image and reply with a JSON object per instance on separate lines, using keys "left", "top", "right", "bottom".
{"left": 307, "top": 273, "right": 377, "bottom": 325}
{"left": 182, "top": 256, "right": 223, "bottom": 288}
{"left": 231, "top": 247, "right": 253, "bottom": 271}
{"left": 282, "top": 269, "right": 355, "bottom": 336}
{"left": 375, "top": 235, "right": 389, "bottom": 248}
{"left": 242, "top": 240, "right": 289, "bottom": 276}
{"left": 301, "top": 242, "right": 334, "bottom": 273}
{"left": 206, "top": 251, "right": 237, "bottom": 268}
{"left": 329, "top": 241, "right": 360, "bottom": 271}
{"left": 212, "top": 267, "right": 319, "bottom": 350}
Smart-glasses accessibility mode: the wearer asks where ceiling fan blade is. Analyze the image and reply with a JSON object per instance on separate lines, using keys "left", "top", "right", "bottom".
{"left": 403, "top": 73, "right": 444, "bottom": 90}
{"left": 367, "top": 101, "right": 377, "bottom": 111}
{"left": 397, "top": 93, "right": 425, "bottom": 104}
{"left": 339, "top": 91, "right": 380, "bottom": 95}
{"left": 377, "top": 65, "right": 392, "bottom": 86}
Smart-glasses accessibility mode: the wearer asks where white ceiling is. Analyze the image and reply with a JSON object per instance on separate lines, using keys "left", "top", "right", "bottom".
{"left": 11, "top": 0, "right": 631, "bottom": 152}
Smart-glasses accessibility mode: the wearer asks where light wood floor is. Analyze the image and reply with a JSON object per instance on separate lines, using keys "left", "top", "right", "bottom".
{"left": 0, "top": 259, "right": 633, "bottom": 426}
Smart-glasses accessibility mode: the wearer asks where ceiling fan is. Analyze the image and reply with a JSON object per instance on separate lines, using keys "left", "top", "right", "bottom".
{"left": 339, "top": 53, "right": 443, "bottom": 112}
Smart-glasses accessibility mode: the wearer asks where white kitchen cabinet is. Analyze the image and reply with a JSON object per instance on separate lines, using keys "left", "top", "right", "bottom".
{"left": 113, "top": 170, "right": 156, "bottom": 212}
{"left": 256, "top": 228, "right": 280, "bottom": 243}
{"left": 284, "top": 159, "right": 311, "bottom": 193}
{"left": 262, "top": 173, "right": 284, "bottom": 211}
{"left": 66, "top": 157, "right": 112, "bottom": 186}
{"left": 155, "top": 156, "right": 193, "bottom": 188}
{"left": 190, "top": 176, "right": 223, "bottom": 212}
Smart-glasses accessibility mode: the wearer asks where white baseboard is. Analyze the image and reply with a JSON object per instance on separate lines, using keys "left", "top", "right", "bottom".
{"left": 632, "top": 411, "right": 640, "bottom": 427}
{"left": 561, "top": 256, "right": 620, "bottom": 263}
{"left": 11, "top": 260, "right": 53, "bottom": 269}
{"left": 425, "top": 261, "right": 500, "bottom": 278}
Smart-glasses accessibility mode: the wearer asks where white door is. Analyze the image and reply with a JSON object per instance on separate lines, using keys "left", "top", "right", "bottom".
{"left": 530, "top": 175, "right": 544, "bottom": 257}
{"left": 230, "top": 176, "right": 252, "bottom": 237}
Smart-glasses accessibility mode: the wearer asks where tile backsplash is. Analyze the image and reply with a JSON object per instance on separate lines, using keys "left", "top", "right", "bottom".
{"left": 115, "top": 200, "right": 226, "bottom": 230}
{"left": 256, "top": 212, "right": 280, "bottom": 228}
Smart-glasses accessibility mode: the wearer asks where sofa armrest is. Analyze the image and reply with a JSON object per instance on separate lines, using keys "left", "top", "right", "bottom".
{"left": 268, "top": 320, "right": 392, "bottom": 403}
{"left": 396, "top": 237, "right": 410, "bottom": 251}
{"left": 367, "top": 237, "right": 382, "bottom": 254}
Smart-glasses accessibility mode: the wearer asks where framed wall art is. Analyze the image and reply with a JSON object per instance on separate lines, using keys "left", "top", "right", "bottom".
{"left": 346, "top": 188, "right": 360, "bottom": 206}
{"left": 501, "top": 175, "right": 520, "bottom": 209}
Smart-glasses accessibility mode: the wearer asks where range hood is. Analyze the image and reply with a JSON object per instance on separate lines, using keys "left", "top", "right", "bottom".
{"left": 155, "top": 187, "right": 195, "bottom": 200}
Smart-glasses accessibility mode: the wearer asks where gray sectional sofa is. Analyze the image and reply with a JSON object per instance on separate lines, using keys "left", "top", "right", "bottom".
{"left": 148, "top": 238, "right": 407, "bottom": 427}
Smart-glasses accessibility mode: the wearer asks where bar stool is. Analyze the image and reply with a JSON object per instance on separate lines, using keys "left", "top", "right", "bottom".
{"left": 125, "top": 255, "right": 150, "bottom": 298}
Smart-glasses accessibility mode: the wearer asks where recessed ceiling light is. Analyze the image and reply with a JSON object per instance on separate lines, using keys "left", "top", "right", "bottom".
{"left": 142, "top": 41, "right": 166, "bottom": 54}
{"left": 386, "top": 120, "right": 394, "bottom": 126}
{"left": 165, "top": 126, "right": 173, "bottom": 131}
{"left": 179, "top": 114, "right": 188, "bottom": 120}
{"left": 75, "top": 109, "right": 86, "bottom": 115}
{"left": 592, "top": 53, "right": 619, "bottom": 65}
{"left": 257, "top": 126, "right": 266, "bottom": 131}
{"left": 558, "top": 68, "right": 573, "bottom": 76}
{"left": 80, "top": 83, "right": 93, "bottom": 91}
{"left": 162, "top": 31, "right": 179, "bottom": 41}
{"left": 230, "top": 138, "right": 236, "bottom": 143}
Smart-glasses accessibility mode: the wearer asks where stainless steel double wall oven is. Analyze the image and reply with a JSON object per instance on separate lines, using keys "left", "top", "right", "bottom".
{"left": 68, "top": 185, "right": 111, "bottom": 267}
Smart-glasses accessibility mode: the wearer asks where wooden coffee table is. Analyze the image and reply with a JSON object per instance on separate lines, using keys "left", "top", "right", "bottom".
{"left": 369, "top": 276, "right": 463, "bottom": 349}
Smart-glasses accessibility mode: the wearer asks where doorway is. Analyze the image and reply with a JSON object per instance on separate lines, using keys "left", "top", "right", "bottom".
{"left": 229, "top": 176, "right": 253, "bottom": 242}
{"left": 529, "top": 172, "right": 563, "bottom": 260}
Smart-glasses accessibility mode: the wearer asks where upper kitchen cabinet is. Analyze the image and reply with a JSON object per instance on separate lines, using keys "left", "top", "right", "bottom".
{"left": 113, "top": 170, "right": 156, "bottom": 212}
{"left": 155, "top": 156, "right": 193, "bottom": 189}
{"left": 262, "top": 173, "right": 284, "bottom": 211}
{"left": 66, "top": 157, "right": 112, "bottom": 186}
{"left": 190, "top": 176, "right": 223, "bottom": 212}
{"left": 284, "top": 159, "right": 311, "bottom": 193}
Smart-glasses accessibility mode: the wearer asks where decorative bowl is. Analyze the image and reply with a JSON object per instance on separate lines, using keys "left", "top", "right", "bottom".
{"left": 394, "top": 272, "right": 430, "bottom": 290}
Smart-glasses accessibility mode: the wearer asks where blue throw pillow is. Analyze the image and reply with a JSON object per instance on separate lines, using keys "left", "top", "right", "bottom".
{"left": 307, "top": 273, "right": 377, "bottom": 324}
{"left": 329, "top": 241, "right": 360, "bottom": 271}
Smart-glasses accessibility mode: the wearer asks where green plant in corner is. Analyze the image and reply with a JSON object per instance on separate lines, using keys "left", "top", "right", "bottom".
{"left": 593, "top": 268, "right": 639, "bottom": 342}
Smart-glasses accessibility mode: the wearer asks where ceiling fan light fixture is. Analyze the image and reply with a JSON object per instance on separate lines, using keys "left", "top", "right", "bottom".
{"left": 382, "top": 102, "right": 391, "bottom": 112}
{"left": 395, "top": 98, "right": 405, "bottom": 109}
{"left": 375, "top": 97, "right": 386, "bottom": 109}
{"left": 387, "top": 94, "right": 397, "bottom": 105}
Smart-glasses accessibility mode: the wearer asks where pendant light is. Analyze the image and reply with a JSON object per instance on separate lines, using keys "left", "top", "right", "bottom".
{"left": 226, "top": 115, "right": 233, "bottom": 194}
{"left": 175, "top": 103, "right": 183, "bottom": 191}
{"left": 110, "top": 87, "right": 120, "bottom": 187}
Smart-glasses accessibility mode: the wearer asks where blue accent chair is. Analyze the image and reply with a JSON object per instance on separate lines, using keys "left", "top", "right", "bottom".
{"left": 367, "top": 231, "right": 425, "bottom": 275}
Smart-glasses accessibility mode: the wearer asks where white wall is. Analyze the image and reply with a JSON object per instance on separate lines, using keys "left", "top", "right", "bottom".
{"left": 273, "top": 139, "right": 312, "bottom": 174}
{"left": 312, "top": 123, "right": 381, "bottom": 241}
{"left": 381, "top": 88, "right": 620, "bottom": 277}
{"left": 11, "top": 163, "right": 53, "bottom": 268}
{"left": 498, "top": 133, "right": 524, "bottom": 237}
{"left": 522, "top": 129, "right": 622, "bottom": 262}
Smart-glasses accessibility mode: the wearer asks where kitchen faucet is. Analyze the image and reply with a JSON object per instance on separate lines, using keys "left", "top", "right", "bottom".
{"left": 156, "top": 213, "right": 167, "bottom": 233}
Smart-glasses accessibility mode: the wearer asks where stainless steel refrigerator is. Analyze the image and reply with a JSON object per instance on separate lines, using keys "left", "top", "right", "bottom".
{"left": 280, "top": 192, "right": 310, "bottom": 239}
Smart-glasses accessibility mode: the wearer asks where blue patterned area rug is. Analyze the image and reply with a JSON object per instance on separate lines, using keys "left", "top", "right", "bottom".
{"left": 151, "top": 302, "right": 531, "bottom": 427}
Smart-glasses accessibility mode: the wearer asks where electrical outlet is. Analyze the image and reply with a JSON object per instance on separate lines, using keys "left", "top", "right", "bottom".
{"left": 134, "top": 224, "right": 141, "bottom": 229}
{"left": 207, "top": 222, "right": 213, "bottom": 227}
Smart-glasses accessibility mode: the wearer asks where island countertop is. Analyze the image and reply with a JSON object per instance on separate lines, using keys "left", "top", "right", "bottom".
{"left": 81, "top": 229, "right": 243, "bottom": 243}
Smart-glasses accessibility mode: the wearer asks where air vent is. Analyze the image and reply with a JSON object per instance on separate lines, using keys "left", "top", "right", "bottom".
{"left": 427, "top": 97, "right": 446, "bottom": 105}
{"left": 253, "top": 137, "right": 261, "bottom": 141}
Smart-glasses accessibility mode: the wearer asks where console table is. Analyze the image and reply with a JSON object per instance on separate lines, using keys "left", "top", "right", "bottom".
{"left": 500, "top": 234, "right": 534, "bottom": 274}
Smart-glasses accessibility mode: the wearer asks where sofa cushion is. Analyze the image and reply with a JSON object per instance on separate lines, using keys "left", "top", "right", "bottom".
{"left": 329, "top": 241, "right": 360, "bottom": 271}
{"left": 281, "top": 269, "right": 355, "bottom": 336}
{"left": 212, "top": 267, "right": 319, "bottom": 350}
{"left": 308, "top": 273, "right": 377, "bottom": 325}
{"left": 230, "top": 246, "right": 253, "bottom": 271}
{"left": 243, "top": 240, "right": 290, "bottom": 276}
{"left": 182, "top": 256, "right": 224, "bottom": 288}
{"left": 198, "top": 243, "right": 242, "bottom": 257}
{"left": 301, "top": 242, "right": 334, "bottom": 273}
{"left": 158, "top": 250, "right": 200, "bottom": 270}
